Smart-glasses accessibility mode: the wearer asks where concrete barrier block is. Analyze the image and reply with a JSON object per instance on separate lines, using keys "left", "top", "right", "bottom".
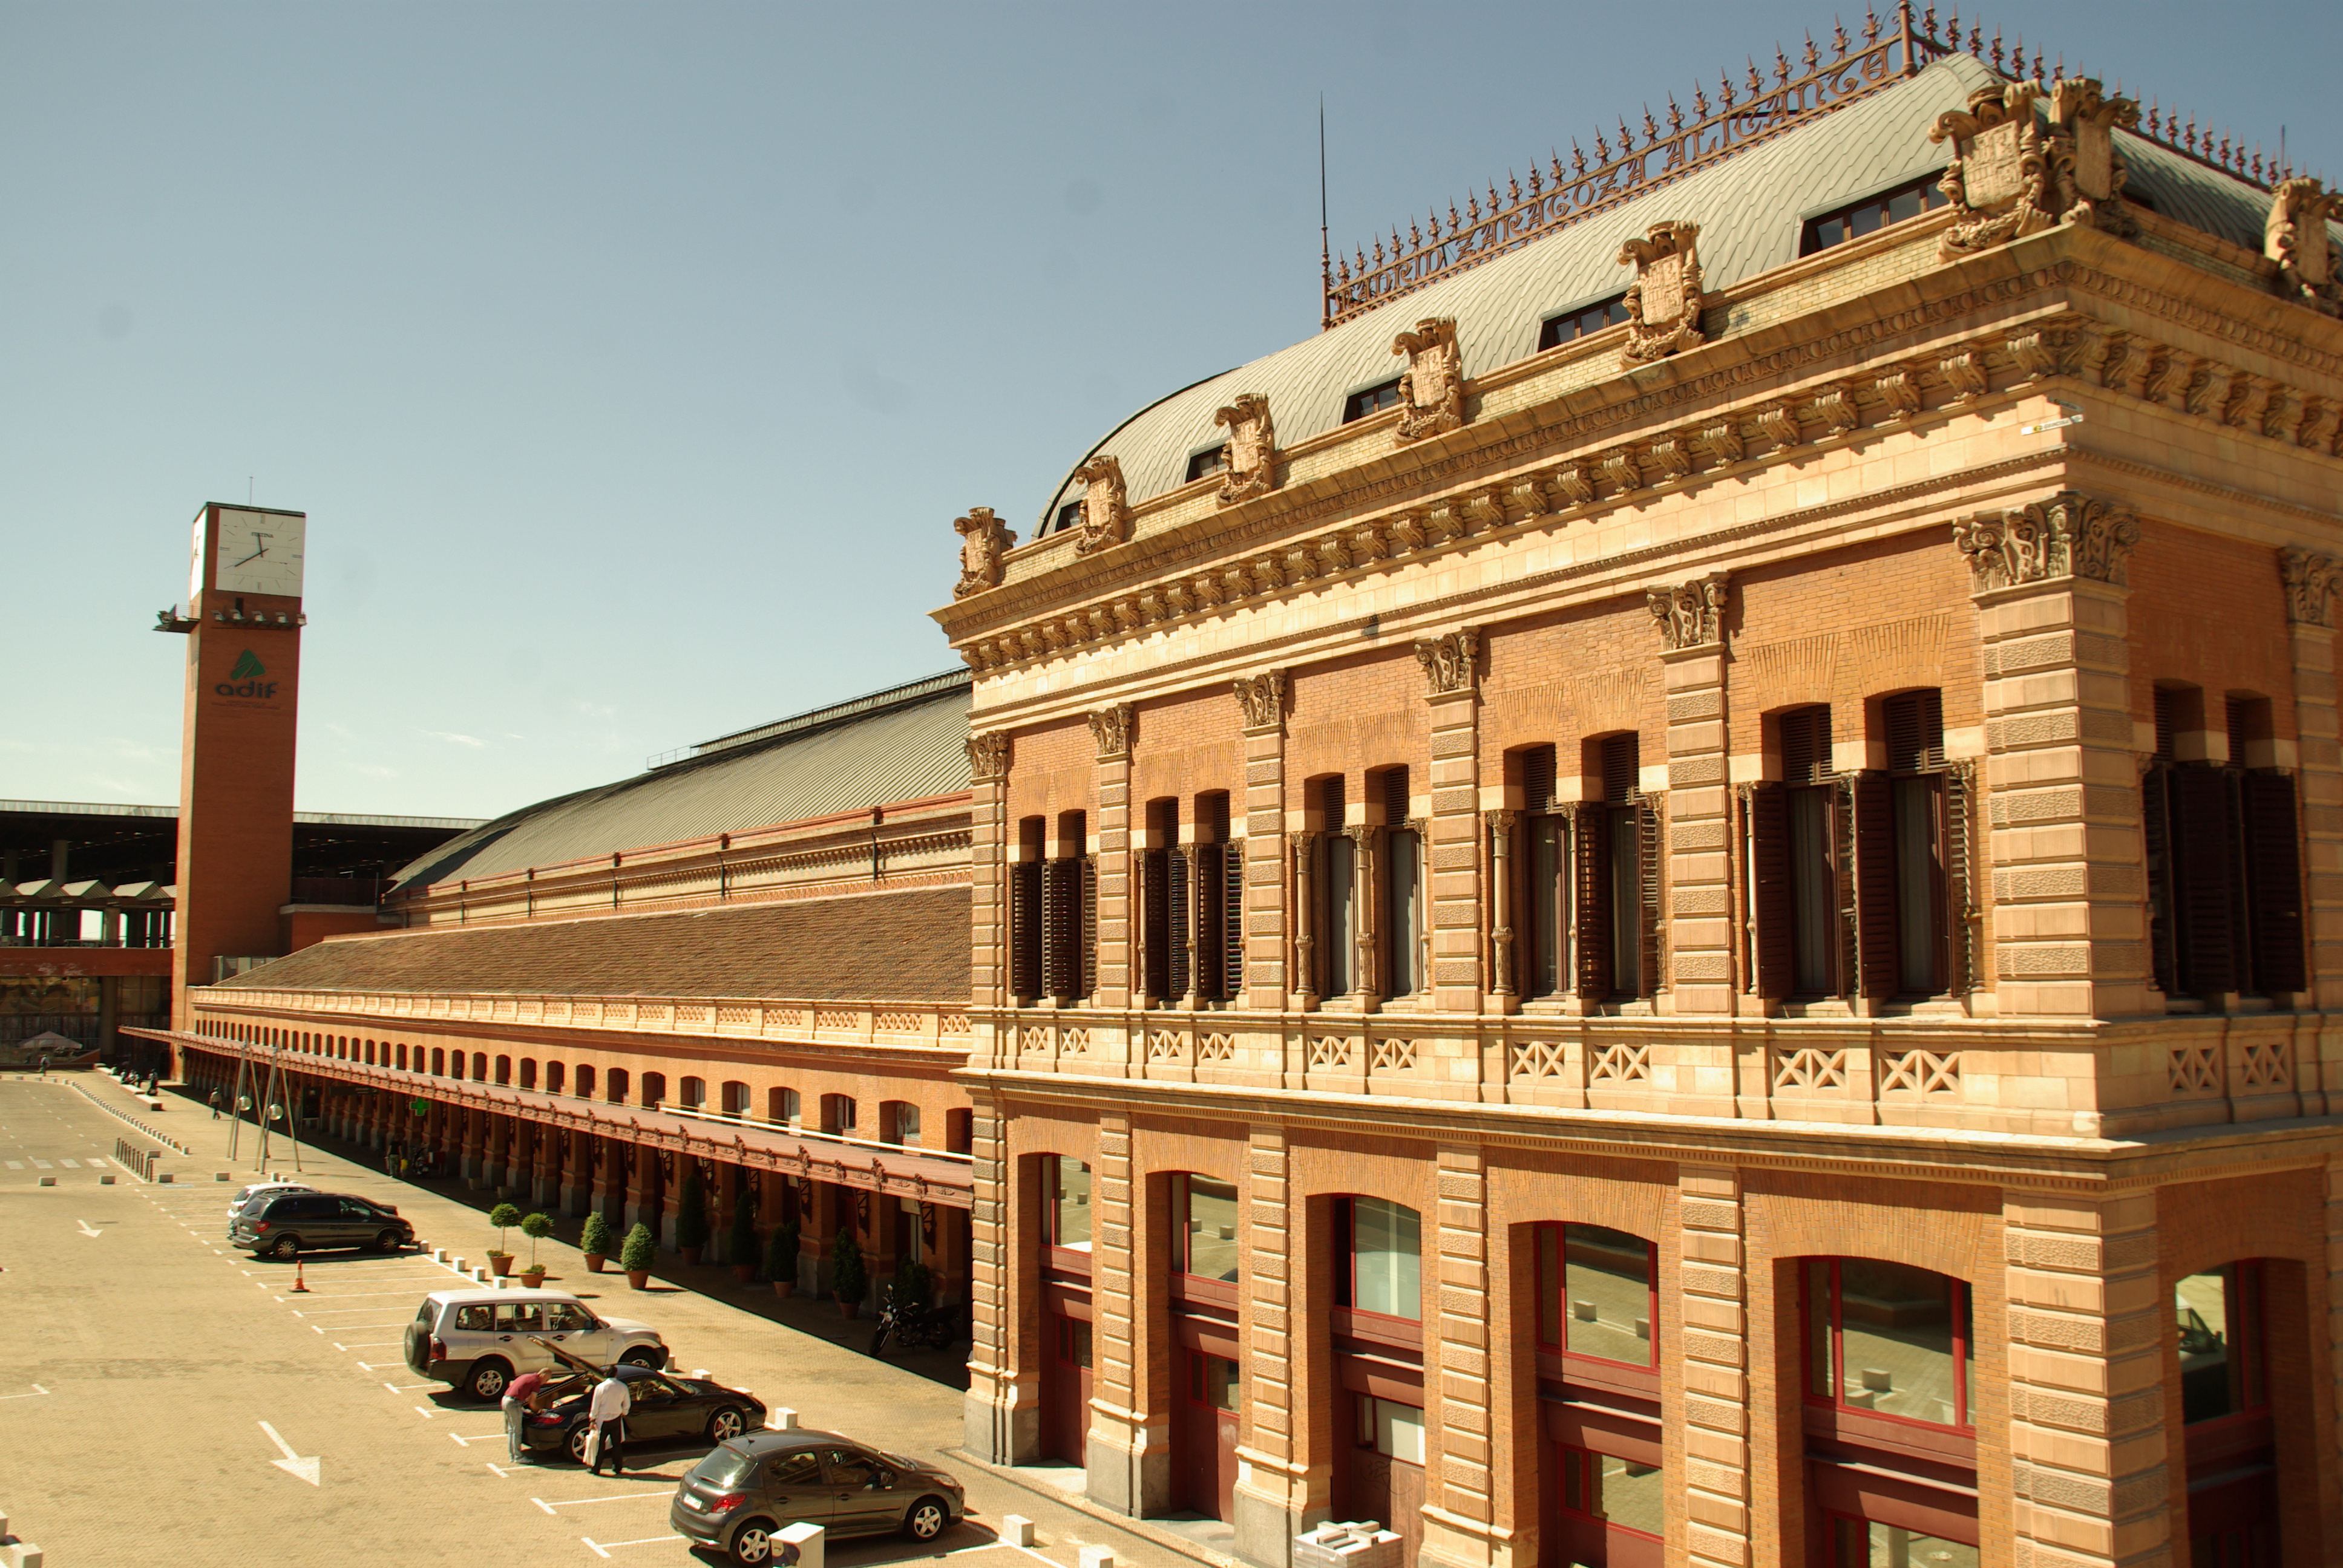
{"left": 766, "top": 1407, "right": 798, "bottom": 1429}
{"left": 1001, "top": 1515, "right": 1035, "bottom": 1547}
{"left": 435, "top": 1249, "right": 450, "bottom": 1263}
{"left": 38, "top": 1177, "right": 54, "bottom": 1187}
{"left": 776, "top": 1523, "right": 824, "bottom": 1568}
{"left": 691, "top": 1368, "right": 708, "bottom": 1379}
{"left": 215, "top": 1172, "right": 231, "bottom": 1181}
{"left": 13, "top": 1543, "right": 44, "bottom": 1568}
{"left": 1078, "top": 1548, "right": 1114, "bottom": 1568}
{"left": 99, "top": 1175, "right": 115, "bottom": 1186}
{"left": 158, "top": 1172, "right": 173, "bottom": 1183}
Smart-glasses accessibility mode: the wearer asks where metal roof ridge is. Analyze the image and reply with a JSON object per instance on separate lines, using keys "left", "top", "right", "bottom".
{"left": 657, "top": 667, "right": 971, "bottom": 768}
{"left": 0, "top": 797, "right": 485, "bottom": 829}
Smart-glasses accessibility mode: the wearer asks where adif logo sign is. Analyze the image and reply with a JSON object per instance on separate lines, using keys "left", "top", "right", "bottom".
{"left": 216, "top": 648, "right": 280, "bottom": 700}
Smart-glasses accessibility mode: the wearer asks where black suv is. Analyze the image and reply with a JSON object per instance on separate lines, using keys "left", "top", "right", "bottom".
{"left": 229, "top": 1191, "right": 415, "bottom": 1259}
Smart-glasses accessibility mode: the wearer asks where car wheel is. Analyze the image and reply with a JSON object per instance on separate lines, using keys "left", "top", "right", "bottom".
{"left": 728, "top": 1518, "right": 778, "bottom": 1566}
{"left": 706, "top": 1406, "right": 747, "bottom": 1442}
{"left": 373, "top": 1229, "right": 403, "bottom": 1253}
{"left": 269, "top": 1234, "right": 300, "bottom": 1259}
{"left": 565, "top": 1424, "right": 591, "bottom": 1465}
{"left": 903, "top": 1495, "right": 950, "bottom": 1542}
{"left": 466, "top": 1358, "right": 511, "bottom": 1402}
{"left": 618, "top": 1347, "right": 663, "bottom": 1370}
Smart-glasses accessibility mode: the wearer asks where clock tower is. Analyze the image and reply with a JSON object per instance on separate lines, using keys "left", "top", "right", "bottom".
{"left": 159, "top": 503, "right": 308, "bottom": 1031}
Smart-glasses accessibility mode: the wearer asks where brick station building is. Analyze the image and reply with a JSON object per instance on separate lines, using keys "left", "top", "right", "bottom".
{"left": 131, "top": 15, "right": 2343, "bottom": 1568}
{"left": 931, "top": 22, "right": 2343, "bottom": 1568}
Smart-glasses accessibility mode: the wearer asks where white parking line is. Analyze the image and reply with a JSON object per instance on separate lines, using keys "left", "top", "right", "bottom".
{"left": 582, "top": 1535, "right": 682, "bottom": 1557}
{"left": 447, "top": 1430, "right": 506, "bottom": 1446}
{"left": 534, "top": 1491, "right": 669, "bottom": 1511}
{"left": 382, "top": 1380, "right": 437, "bottom": 1393}
{"left": 333, "top": 1342, "right": 400, "bottom": 1351}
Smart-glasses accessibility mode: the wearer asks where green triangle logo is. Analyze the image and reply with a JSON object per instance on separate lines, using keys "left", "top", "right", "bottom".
{"left": 230, "top": 649, "right": 266, "bottom": 681}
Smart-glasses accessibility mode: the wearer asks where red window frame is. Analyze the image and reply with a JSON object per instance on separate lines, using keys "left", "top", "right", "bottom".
{"left": 1173, "top": 1172, "right": 1239, "bottom": 1282}
{"left": 1187, "top": 1348, "right": 1238, "bottom": 1412}
{"left": 1054, "top": 1316, "right": 1092, "bottom": 1368}
{"left": 1558, "top": 1445, "right": 1662, "bottom": 1542}
{"left": 1535, "top": 1221, "right": 1661, "bottom": 1371}
{"left": 1803, "top": 1256, "right": 1973, "bottom": 1433}
{"left": 2179, "top": 1258, "right": 2269, "bottom": 1428}
{"left": 1334, "top": 1195, "right": 1423, "bottom": 1327}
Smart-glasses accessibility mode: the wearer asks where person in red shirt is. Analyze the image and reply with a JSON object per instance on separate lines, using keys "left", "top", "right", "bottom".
{"left": 503, "top": 1369, "right": 548, "bottom": 1463}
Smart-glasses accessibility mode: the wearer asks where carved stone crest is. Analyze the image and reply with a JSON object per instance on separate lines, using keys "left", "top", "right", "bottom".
{"left": 1952, "top": 491, "right": 2140, "bottom": 592}
{"left": 1087, "top": 702, "right": 1136, "bottom": 761}
{"left": 2267, "top": 177, "right": 2343, "bottom": 316}
{"left": 965, "top": 730, "right": 1012, "bottom": 783}
{"left": 1647, "top": 572, "right": 1730, "bottom": 651}
{"left": 952, "top": 507, "right": 1017, "bottom": 599}
{"left": 2281, "top": 547, "right": 2343, "bottom": 627}
{"left": 1232, "top": 669, "right": 1288, "bottom": 732}
{"left": 1414, "top": 629, "right": 1480, "bottom": 696}
{"left": 1616, "top": 222, "right": 1705, "bottom": 365}
{"left": 1391, "top": 317, "right": 1466, "bottom": 442}
{"left": 1213, "top": 394, "right": 1280, "bottom": 507}
{"left": 2046, "top": 77, "right": 2138, "bottom": 232}
{"left": 1930, "top": 83, "right": 2057, "bottom": 260}
{"left": 1070, "top": 455, "right": 1132, "bottom": 555}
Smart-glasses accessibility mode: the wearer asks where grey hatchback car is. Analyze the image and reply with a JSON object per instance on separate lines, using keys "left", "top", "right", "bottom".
{"left": 229, "top": 1190, "right": 415, "bottom": 1258}
{"left": 669, "top": 1429, "right": 963, "bottom": 1564}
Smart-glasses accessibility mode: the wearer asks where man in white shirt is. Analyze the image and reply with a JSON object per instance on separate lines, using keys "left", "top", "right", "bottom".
{"left": 587, "top": 1373, "right": 632, "bottom": 1477}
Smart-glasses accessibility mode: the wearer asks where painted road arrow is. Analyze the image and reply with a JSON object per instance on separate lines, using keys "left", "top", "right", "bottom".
{"left": 75, "top": 1220, "right": 101, "bottom": 1238}
{"left": 260, "top": 1420, "right": 321, "bottom": 1485}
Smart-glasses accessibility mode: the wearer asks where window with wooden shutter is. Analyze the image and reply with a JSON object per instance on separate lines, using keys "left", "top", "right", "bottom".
{"left": 1575, "top": 804, "right": 1612, "bottom": 1003}
{"left": 1780, "top": 706, "right": 1832, "bottom": 786}
{"left": 1944, "top": 762, "right": 1976, "bottom": 995}
{"left": 1222, "top": 841, "right": 1247, "bottom": 999}
{"left": 2171, "top": 765, "right": 2237, "bottom": 997}
{"left": 1883, "top": 688, "right": 1947, "bottom": 772}
{"left": 1636, "top": 796, "right": 1664, "bottom": 996}
{"left": 1748, "top": 783, "right": 1794, "bottom": 999}
{"left": 1851, "top": 769, "right": 1898, "bottom": 998}
{"left": 2143, "top": 766, "right": 2179, "bottom": 994}
{"left": 1522, "top": 745, "right": 1557, "bottom": 814}
{"left": 2241, "top": 770, "right": 2305, "bottom": 995}
{"left": 1196, "top": 841, "right": 1225, "bottom": 1001}
{"left": 1167, "top": 846, "right": 1192, "bottom": 1001}
{"left": 1080, "top": 855, "right": 1098, "bottom": 1001}
{"left": 1011, "top": 860, "right": 1043, "bottom": 1002}
{"left": 1042, "top": 857, "right": 1079, "bottom": 1001}
{"left": 1528, "top": 813, "right": 1567, "bottom": 997}
{"left": 1141, "top": 848, "right": 1170, "bottom": 1003}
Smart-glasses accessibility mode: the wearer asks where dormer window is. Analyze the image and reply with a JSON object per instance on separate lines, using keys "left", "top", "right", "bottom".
{"left": 1342, "top": 377, "right": 1403, "bottom": 423}
{"left": 1537, "top": 295, "right": 1630, "bottom": 351}
{"left": 1185, "top": 444, "right": 1231, "bottom": 483}
{"left": 1800, "top": 175, "right": 1949, "bottom": 256}
{"left": 1051, "top": 499, "right": 1083, "bottom": 535}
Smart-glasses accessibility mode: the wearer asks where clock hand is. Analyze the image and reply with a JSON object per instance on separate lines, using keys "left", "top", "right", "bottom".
{"left": 231, "top": 541, "right": 270, "bottom": 567}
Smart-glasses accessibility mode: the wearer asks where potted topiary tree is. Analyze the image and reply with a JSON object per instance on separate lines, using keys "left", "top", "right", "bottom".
{"left": 580, "top": 1210, "right": 614, "bottom": 1274}
{"left": 830, "top": 1231, "right": 867, "bottom": 1319}
{"left": 674, "top": 1168, "right": 709, "bottom": 1266}
{"left": 728, "top": 1196, "right": 759, "bottom": 1285}
{"left": 487, "top": 1201, "right": 521, "bottom": 1277}
{"left": 764, "top": 1221, "right": 800, "bottom": 1299}
{"left": 519, "top": 1212, "right": 554, "bottom": 1288}
{"left": 620, "top": 1221, "right": 657, "bottom": 1290}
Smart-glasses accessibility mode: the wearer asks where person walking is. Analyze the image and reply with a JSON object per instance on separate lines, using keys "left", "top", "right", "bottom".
{"left": 503, "top": 1368, "right": 547, "bottom": 1463}
{"left": 209, "top": 1089, "right": 221, "bottom": 1120}
{"left": 586, "top": 1372, "right": 631, "bottom": 1477}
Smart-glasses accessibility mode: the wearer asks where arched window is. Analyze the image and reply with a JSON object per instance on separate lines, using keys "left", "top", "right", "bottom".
{"left": 821, "top": 1094, "right": 857, "bottom": 1136}
{"left": 1534, "top": 1223, "right": 1659, "bottom": 1368}
{"left": 720, "top": 1081, "right": 749, "bottom": 1117}
{"left": 607, "top": 1068, "right": 629, "bottom": 1105}
{"left": 471, "top": 1052, "right": 488, "bottom": 1082}
{"left": 430, "top": 1047, "right": 445, "bottom": 1076}
{"left": 1050, "top": 1157, "right": 1092, "bottom": 1252}
{"left": 395, "top": 1042, "right": 408, "bottom": 1070}
{"left": 518, "top": 1059, "right": 537, "bottom": 1091}
{"left": 544, "top": 1062, "right": 564, "bottom": 1096}
{"left": 642, "top": 1072, "right": 666, "bottom": 1109}
{"left": 1803, "top": 1257, "right": 1972, "bottom": 1430}
{"left": 574, "top": 1064, "right": 595, "bottom": 1101}
{"left": 494, "top": 1055, "right": 512, "bottom": 1086}
{"left": 880, "top": 1101, "right": 920, "bottom": 1146}
{"left": 678, "top": 1076, "right": 704, "bottom": 1111}
{"left": 1336, "top": 1197, "right": 1421, "bottom": 1321}
{"left": 769, "top": 1087, "right": 799, "bottom": 1125}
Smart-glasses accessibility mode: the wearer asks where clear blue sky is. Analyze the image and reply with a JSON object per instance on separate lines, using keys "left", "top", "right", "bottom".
{"left": 7, "top": 1, "right": 2336, "bottom": 822}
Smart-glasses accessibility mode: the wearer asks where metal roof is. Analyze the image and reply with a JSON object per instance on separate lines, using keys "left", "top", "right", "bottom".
{"left": 0, "top": 799, "right": 485, "bottom": 831}
{"left": 1034, "top": 52, "right": 2295, "bottom": 534}
{"left": 390, "top": 673, "right": 972, "bottom": 892}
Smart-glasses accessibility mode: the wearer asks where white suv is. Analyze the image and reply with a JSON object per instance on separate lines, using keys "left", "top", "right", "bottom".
{"left": 404, "top": 1288, "right": 667, "bottom": 1402}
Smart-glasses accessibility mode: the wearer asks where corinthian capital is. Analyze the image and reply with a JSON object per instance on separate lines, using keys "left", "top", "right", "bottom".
{"left": 1953, "top": 491, "right": 2139, "bottom": 594}
{"left": 2281, "top": 547, "right": 2343, "bottom": 627}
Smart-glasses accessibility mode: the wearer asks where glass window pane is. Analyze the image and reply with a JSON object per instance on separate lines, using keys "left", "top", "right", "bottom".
{"left": 1887, "top": 188, "right": 1922, "bottom": 224}
{"left": 1837, "top": 1259, "right": 1960, "bottom": 1425}
{"left": 1181, "top": 1175, "right": 1240, "bottom": 1282}
{"left": 1609, "top": 809, "right": 1641, "bottom": 995}
{"left": 1325, "top": 835, "right": 1357, "bottom": 995}
{"left": 1839, "top": 1519, "right": 1978, "bottom": 1568}
{"left": 1204, "top": 1354, "right": 1239, "bottom": 1413}
{"left": 2177, "top": 1266, "right": 2237, "bottom": 1423}
{"left": 1594, "top": 1454, "right": 1666, "bottom": 1539}
{"left": 1530, "top": 818, "right": 1564, "bottom": 996}
{"left": 1351, "top": 1197, "right": 1421, "bottom": 1319}
{"left": 1894, "top": 776, "right": 1942, "bottom": 993}
{"left": 1564, "top": 1224, "right": 1654, "bottom": 1365}
{"left": 1791, "top": 788, "right": 1835, "bottom": 993}
{"left": 1371, "top": 1399, "right": 1424, "bottom": 1464}
{"left": 1054, "top": 1157, "right": 1093, "bottom": 1251}
{"left": 1538, "top": 1226, "right": 1563, "bottom": 1347}
{"left": 1388, "top": 829, "right": 1421, "bottom": 995}
{"left": 1808, "top": 1260, "right": 1835, "bottom": 1398}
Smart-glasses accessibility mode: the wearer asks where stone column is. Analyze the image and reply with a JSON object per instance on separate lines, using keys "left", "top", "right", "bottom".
{"left": 1417, "top": 630, "right": 1486, "bottom": 1012}
{"left": 561, "top": 1129, "right": 592, "bottom": 1217}
{"left": 968, "top": 731, "right": 1012, "bottom": 1061}
{"left": 1089, "top": 707, "right": 1135, "bottom": 1011}
{"left": 1651, "top": 573, "right": 1734, "bottom": 1015}
{"left": 964, "top": 1092, "right": 1035, "bottom": 1462}
{"left": 2328, "top": 1155, "right": 2343, "bottom": 1491}
{"left": 1089, "top": 1111, "right": 1164, "bottom": 1513}
{"left": 1959, "top": 492, "right": 2150, "bottom": 1024}
{"left": 2002, "top": 1191, "right": 2171, "bottom": 1568}
{"left": 1677, "top": 1166, "right": 1754, "bottom": 1568}
{"left": 1424, "top": 1145, "right": 1498, "bottom": 1568}
{"left": 1234, "top": 672, "right": 1289, "bottom": 1008}
{"left": 2281, "top": 551, "right": 2343, "bottom": 1036}
{"left": 1234, "top": 1123, "right": 1312, "bottom": 1566}
{"left": 1484, "top": 811, "right": 1518, "bottom": 1011}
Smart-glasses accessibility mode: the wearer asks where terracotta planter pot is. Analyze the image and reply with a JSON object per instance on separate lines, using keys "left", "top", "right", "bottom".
{"left": 732, "top": 1263, "right": 758, "bottom": 1284}
{"left": 520, "top": 1268, "right": 546, "bottom": 1289}
{"left": 770, "top": 1282, "right": 795, "bottom": 1300}
{"left": 837, "top": 1299, "right": 859, "bottom": 1321}
{"left": 488, "top": 1253, "right": 514, "bottom": 1278}
{"left": 626, "top": 1269, "right": 651, "bottom": 1289}
{"left": 583, "top": 1255, "right": 606, "bottom": 1273}
{"left": 679, "top": 1246, "right": 703, "bottom": 1267}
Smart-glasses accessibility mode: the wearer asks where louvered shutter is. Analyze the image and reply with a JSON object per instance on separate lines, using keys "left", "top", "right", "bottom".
{"left": 1575, "top": 806, "right": 1611, "bottom": 1002}
{"left": 1196, "top": 844, "right": 1225, "bottom": 1000}
{"left": 1168, "top": 847, "right": 1192, "bottom": 1001}
{"left": 1011, "top": 861, "right": 1043, "bottom": 1001}
{"left": 1883, "top": 689, "right": 1945, "bottom": 772}
{"left": 1223, "top": 841, "right": 1247, "bottom": 998}
{"left": 1749, "top": 783, "right": 1794, "bottom": 999}
{"left": 1945, "top": 762, "right": 1976, "bottom": 995}
{"left": 1523, "top": 746, "right": 1557, "bottom": 814}
{"left": 1080, "top": 855, "right": 1098, "bottom": 1001}
{"left": 1637, "top": 800, "right": 1665, "bottom": 995}
{"left": 2171, "top": 766, "right": 2236, "bottom": 996}
{"left": 1043, "top": 858, "right": 1079, "bottom": 999}
{"left": 1141, "top": 850, "right": 1169, "bottom": 1002}
{"left": 1852, "top": 771, "right": 1899, "bottom": 998}
{"left": 1833, "top": 777, "right": 1858, "bottom": 997}
{"left": 2141, "top": 768, "right": 2179, "bottom": 995}
{"left": 2243, "top": 771, "right": 2306, "bottom": 995}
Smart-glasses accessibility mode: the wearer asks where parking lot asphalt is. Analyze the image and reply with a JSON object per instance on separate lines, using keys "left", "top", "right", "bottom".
{"left": 0, "top": 1073, "right": 1185, "bottom": 1568}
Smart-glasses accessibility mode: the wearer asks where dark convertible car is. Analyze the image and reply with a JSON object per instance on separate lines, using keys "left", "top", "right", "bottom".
{"left": 518, "top": 1361, "right": 767, "bottom": 1465}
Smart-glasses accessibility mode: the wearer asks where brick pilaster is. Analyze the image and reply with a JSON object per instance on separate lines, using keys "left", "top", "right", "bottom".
{"left": 1963, "top": 497, "right": 2149, "bottom": 1020}
{"left": 962, "top": 1093, "right": 1033, "bottom": 1462}
{"left": 2328, "top": 1157, "right": 2343, "bottom": 1527}
{"left": 2287, "top": 619, "right": 2343, "bottom": 1024}
{"left": 1233, "top": 1123, "right": 1307, "bottom": 1567}
{"left": 2002, "top": 1192, "right": 2171, "bottom": 1568}
{"left": 1095, "top": 723, "right": 1135, "bottom": 1012}
{"left": 1088, "top": 1113, "right": 1165, "bottom": 1512}
{"left": 1236, "top": 673, "right": 1289, "bottom": 1008}
{"left": 968, "top": 731, "right": 1011, "bottom": 1065}
{"left": 1420, "top": 633, "right": 1486, "bottom": 1012}
{"left": 1677, "top": 1166, "right": 1752, "bottom": 1568}
{"left": 1424, "top": 1145, "right": 1498, "bottom": 1568}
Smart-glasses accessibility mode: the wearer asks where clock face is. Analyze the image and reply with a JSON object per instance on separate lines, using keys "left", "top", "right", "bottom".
{"left": 211, "top": 508, "right": 306, "bottom": 598}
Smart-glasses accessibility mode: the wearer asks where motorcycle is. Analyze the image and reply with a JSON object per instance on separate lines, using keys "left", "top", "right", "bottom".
{"left": 868, "top": 1284, "right": 958, "bottom": 1356}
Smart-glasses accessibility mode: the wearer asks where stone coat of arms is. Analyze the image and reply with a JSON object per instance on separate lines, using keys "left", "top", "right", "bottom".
{"left": 1391, "top": 317, "right": 1466, "bottom": 442}
{"left": 1616, "top": 222, "right": 1705, "bottom": 365}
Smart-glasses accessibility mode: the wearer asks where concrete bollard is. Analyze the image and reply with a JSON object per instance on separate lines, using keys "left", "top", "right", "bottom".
{"left": 1078, "top": 1549, "right": 1114, "bottom": 1568}
{"left": 691, "top": 1368, "right": 709, "bottom": 1380}
{"left": 766, "top": 1407, "right": 798, "bottom": 1430}
{"left": 12, "top": 1544, "right": 44, "bottom": 1568}
{"left": 472, "top": 1267, "right": 489, "bottom": 1283}
{"left": 158, "top": 1172, "right": 173, "bottom": 1183}
{"left": 776, "top": 1523, "right": 824, "bottom": 1568}
{"left": 493, "top": 1276, "right": 511, "bottom": 1291}
{"left": 435, "top": 1249, "right": 450, "bottom": 1263}
{"left": 99, "top": 1175, "right": 115, "bottom": 1186}
{"left": 1001, "top": 1515, "right": 1036, "bottom": 1547}
{"left": 215, "top": 1172, "right": 231, "bottom": 1181}
{"left": 38, "top": 1177, "right": 54, "bottom": 1187}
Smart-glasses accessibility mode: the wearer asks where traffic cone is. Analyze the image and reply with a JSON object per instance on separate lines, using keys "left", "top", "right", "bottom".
{"left": 290, "top": 1260, "right": 309, "bottom": 1293}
